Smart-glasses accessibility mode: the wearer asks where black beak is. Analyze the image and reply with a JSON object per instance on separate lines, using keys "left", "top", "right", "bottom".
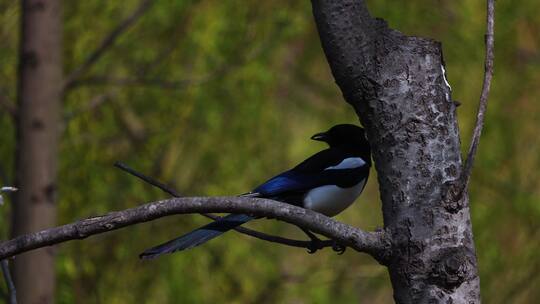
{"left": 310, "top": 132, "right": 327, "bottom": 142}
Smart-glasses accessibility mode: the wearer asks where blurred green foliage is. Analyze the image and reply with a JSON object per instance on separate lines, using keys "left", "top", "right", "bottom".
{"left": 0, "top": 0, "right": 539, "bottom": 303}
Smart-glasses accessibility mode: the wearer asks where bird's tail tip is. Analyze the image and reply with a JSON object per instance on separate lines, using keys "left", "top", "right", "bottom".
{"left": 138, "top": 240, "right": 185, "bottom": 260}
{"left": 139, "top": 248, "right": 165, "bottom": 260}
{"left": 139, "top": 253, "right": 158, "bottom": 260}
{"left": 139, "top": 253, "right": 153, "bottom": 260}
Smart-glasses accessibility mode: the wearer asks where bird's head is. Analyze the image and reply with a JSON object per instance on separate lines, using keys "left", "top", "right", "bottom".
{"left": 311, "top": 124, "right": 369, "bottom": 149}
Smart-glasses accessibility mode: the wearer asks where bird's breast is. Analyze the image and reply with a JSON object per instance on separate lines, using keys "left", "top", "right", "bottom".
{"left": 303, "top": 179, "right": 366, "bottom": 217}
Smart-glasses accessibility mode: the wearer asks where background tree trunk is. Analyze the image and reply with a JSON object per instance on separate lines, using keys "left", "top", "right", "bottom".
{"left": 12, "top": 0, "right": 63, "bottom": 303}
{"left": 311, "top": 1, "right": 480, "bottom": 303}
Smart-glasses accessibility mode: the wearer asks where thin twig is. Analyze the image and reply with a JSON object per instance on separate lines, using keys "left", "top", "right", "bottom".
{"left": 113, "top": 162, "right": 335, "bottom": 251}
{"left": 461, "top": 0, "right": 495, "bottom": 190}
{"left": 1, "top": 260, "right": 16, "bottom": 304}
{"left": 0, "top": 196, "right": 389, "bottom": 261}
{"left": 64, "top": 0, "right": 155, "bottom": 89}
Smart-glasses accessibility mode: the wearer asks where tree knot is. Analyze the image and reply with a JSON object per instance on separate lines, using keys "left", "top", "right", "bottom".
{"left": 429, "top": 246, "right": 476, "bottom": 291}
{"left": 441, "top": 180, "right": 465, "bottom": 213}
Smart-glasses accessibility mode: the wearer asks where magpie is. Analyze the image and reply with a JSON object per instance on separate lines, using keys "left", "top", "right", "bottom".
{"left": 140, "top": 124, "right": 371, "bottom": 259}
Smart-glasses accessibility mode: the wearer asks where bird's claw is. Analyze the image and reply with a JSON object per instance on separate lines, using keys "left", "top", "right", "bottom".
{"left": 332, "top": 241, "right": 346, "bottom": 255}
{"left": 306, "top": 241, "right": 323, "bottom": 254}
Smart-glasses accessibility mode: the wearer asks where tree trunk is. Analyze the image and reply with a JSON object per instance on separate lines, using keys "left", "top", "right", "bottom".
{"left": 13, "top": 0, "right": 62, "bottom": 303}
{"left": 311, "top": 1, "right": 480, "bottom": 303}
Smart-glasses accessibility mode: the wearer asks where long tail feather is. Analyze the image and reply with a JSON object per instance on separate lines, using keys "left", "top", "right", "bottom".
{"left": 139, "top": 213, "right": 255, "bottom": 259}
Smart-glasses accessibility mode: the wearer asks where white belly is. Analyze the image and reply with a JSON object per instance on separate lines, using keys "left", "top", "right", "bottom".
{"left": 303, "top": 179, "right": 366, "bottom": 217}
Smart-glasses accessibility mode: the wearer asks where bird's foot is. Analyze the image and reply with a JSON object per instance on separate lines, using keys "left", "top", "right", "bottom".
{"left": 301, "top": 227, "right": 324, "bottom": 254}
{"left": 305, "top": 231, "right": 323, "bottom": 254}
{"left": 306, "top": 240, "right": 324, "bottom": 254}
{"left": 331, "top": 241, "right": 346, "bottom": 255}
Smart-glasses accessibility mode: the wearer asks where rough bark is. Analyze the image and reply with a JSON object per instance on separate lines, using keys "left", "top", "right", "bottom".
{"left": 311, "top": 1, "right": 480, "bottom": 303}
{"left": 0, "top": 1, "right": 486, "bottom": 303}
{"left": 13, "top": 0, "right": 63, "bottom": 303}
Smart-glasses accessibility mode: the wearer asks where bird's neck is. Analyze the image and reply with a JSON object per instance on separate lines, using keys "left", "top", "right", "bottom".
{"left": 336, "top": 145, "right": 372, "bottom": 166}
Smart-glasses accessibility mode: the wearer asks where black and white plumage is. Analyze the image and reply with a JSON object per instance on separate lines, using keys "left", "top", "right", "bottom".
{"left": 140, "top": 124, "right": 371, "bottom": 259}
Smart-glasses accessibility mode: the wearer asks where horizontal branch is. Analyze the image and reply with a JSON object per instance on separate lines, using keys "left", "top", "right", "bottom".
{"left": 0, "top": 197, "right": 389, "bottom": 262}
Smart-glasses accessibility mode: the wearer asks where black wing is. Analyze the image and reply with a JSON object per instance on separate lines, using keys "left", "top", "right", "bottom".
{"left": 253, "top": 148, "right": 369, "bottom": 203}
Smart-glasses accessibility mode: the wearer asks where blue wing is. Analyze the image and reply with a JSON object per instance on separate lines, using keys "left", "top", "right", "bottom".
{"left": 254, "top": 167, "right": 368, "bottom": 201}
{"left": 253, "top": 148, "right": 370, "bottom": 204}
{"left": 254, "top": 170, "right": 319, "bottom": 196}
